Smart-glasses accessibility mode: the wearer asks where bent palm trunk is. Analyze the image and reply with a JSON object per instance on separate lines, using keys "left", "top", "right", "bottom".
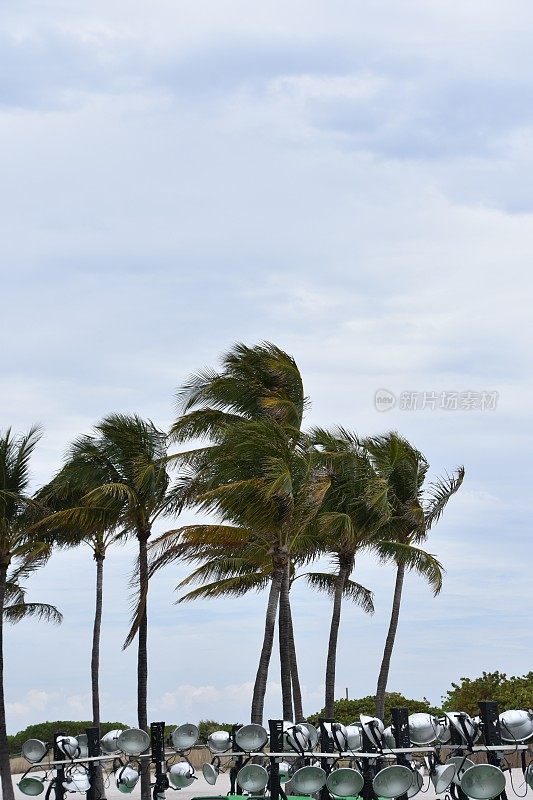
{"left": 375, "top": 562, "right": 405, "bottom": 719}
{"left": 324, "top": 561, "right": 350, "bottom": 718}
{"left": 92, "top": 554, "right": 105, "bottom": 799}
{"left": 287, "top": 598, "right": 303, "bottom": 721}
{"left": 0, "top": 562, "right": 15, "bottom": 800}
{"left": 251, "top": 567, "right": 284, "bottom": 724}
{"left": 278, "top": 565, "right": 293, "bottom": 721}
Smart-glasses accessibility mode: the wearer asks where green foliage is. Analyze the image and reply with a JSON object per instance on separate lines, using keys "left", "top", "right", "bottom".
{"left": 442, "top": 671, "right": 533, "bottom": 716}
{"left": 197, "top": 720, "right": 234, "bottom": 743}
{"left": 8, "top": 721, "right": 129, "bottom": 756}
{"left": 308, "top": 693, "right": 441, "bottom": 726}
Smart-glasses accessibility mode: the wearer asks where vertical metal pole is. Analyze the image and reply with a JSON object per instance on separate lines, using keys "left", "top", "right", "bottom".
{"left": 391, "top": 708, "right": 410, "bottom": 800}
{"left": 229, "top": 724, "right": 244, "bottom": 795}
{"left": 478, "top": 702, "right": 507, "bottom": 800}
{"left": 151, "top": 722, "right": 168, "bottom": 800}
{"left": 360, "top": 722, "right": 378, "bottom": 800}
{"left": 448, "top": 721, "right": 469, "bottom": 800}
{"left": 318, "top": 719, "right": 335, "bottom": 800}
{"left": 53, "top": 733, "right": 66, "bottom": 800}
{"left": 85, "top": 726, "right": 100, "bottom": 800}
{"left": 268, "top": 720, "right": 284, "bottom": 800}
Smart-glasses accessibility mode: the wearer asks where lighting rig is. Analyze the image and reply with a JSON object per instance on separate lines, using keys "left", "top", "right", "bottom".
{"left": 16, "top": 702, "right": 533, "bottom": 800}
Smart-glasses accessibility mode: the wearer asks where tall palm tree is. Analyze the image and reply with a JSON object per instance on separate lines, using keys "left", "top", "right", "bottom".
{"left": 0, "top": 427, "right": 62, "bottom": 800}
{"left": 307, "top": 428, "right": 445, "bottom": 718}
{"left": 47, "top": 415, "right": 174, "bottom": 800}
{"left": 365, "top": 432, "right": 464, "bottom": 719}
{"left": 152, "top": 418, "right": 330, "bottom": 723}
{"left": 165, "top": 342, "right": 310, "bottom": 720}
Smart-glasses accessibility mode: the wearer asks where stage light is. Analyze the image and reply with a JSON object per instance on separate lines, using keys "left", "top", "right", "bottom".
{"left": 460, "top": 764, "right": 506, "bottom": 800}
{"left": 345, "top": 724, "right": 363, "bottom": 751}
{"left": 382, "top": 726, "right": 396, "bottom": 750}
{"left": 207, "top": 730, "right": 231, "bottom": 753}
{"left": 114, "top": 764, "right": 139, "bottom": 794}
{"left": 430, "top": 763, "right": 456, "bottom": 793}
{"left": 499, "top": 710, "right": 533, "bottom": 743}
{"left": 283, "top": 722, "right": 313, "bottom": 752}
{"left": 236, "top": 764, "right": 269, "bottom": 793}
{"left": 21, "top": 740, "right": 48, "bottom": 764}
{"left": 171, "top": 724, "right": 199, "bottom": 751}
{"left": 100, "top": 730, "right": 123, "bottom": 754}
{"left": 62, "top": 767, "right": 91, "bottom": 793}
{"left": 447, "top": 756, "right": 475, "bottom": 785}
{"left": 373, "top": 765, "right": 413, "bottom": 798}
{"left": 321, "top": 722, "right": 348, "bottom": 751}
{"left": 407, "top": 769, "right": 424, "bottom": 798}
{"left": 235, "top": 724, "right": 268, "bottom": 751}
{"left": 444, "top": 712, "right": 480, "bottom": 743}
{"left": 18, "top": 776, "right": 45, "bottom": 795}
{"left": 290, "top": 765, "right": 327, "bottom": 795}
{"left": 300, "top": 722, "right": 319, "bottom": 749}
{"left": 56, "top": 736, "right": 80, "bottom": 759}
{"left": 408, "top": 714, "right": 448, "bottom": 746}
{"left": 117, "top": 728, "right": 150, "bottom": 756}
{"left": 169, "top": 762, "right": 196, "bottom": 789}
{"left": 326, "top": 767, "right": 364, "bottom": 797}
{"left": 360, "top": 715, "right": 385, "bottom": 748}
{"left": 76, "top": 735, "right": 88, "bottom": 759}
{"left": 202, "top": 761, "right": 220, "bottom": 786}
{"left": 278, "top": 761, "right": 291, "bottom": 783}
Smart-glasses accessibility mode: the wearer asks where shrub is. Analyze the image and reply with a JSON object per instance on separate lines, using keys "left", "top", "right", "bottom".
{"left": 308, "top": 693, "right": 441, "bottom": 726}
{"left": 8, "top": 721, "right": 129, "bottom": 756}
{"left": 442, "top": 671, "right": 533, "bottom": 716}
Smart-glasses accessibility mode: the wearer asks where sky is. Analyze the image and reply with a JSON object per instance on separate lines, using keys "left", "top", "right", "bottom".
{"left": 1, "top": 0, "right": 532, "bottom": 734}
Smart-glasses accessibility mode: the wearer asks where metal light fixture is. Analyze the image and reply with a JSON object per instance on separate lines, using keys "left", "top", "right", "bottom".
{"left": 56, "top": 736, "right": 80, "bottom": 759}
{"left": 170, "top": 724, "right": 199, "bottom": 751}
{"left": 290, "top": 765, "right": 327, "bottom": 795}
{"left": 202, "top": 759, "right": 221, "bottom": 786}
{"left": 117, "top": 728, "right": 150, "bottom": 756}
{"left": 114, "top": 764, "right": 140, "bottom": 794}
{"left": 18, "top": 776, "right": 46, "bottom": 796}
{"left": 447, "top": 756, "right": 475, "bottom": 785}
{"left": 76, "top": 735, "right": 88, "bottom": 760}
{"left": 407, "top": 768, "right": 424, "bottom": 798}
{"left": 373, "top": 765, "right": 413, "bottom": 798}
{"left": 21, "top": 740, "right": 48, "bottom": 764}
{"left": 169, "top": 762, "right": 196, "bottom": 789}
{"left": 321, "top": 721, "right": 348, "bottom": 751}
{"left": 444, "top": 712, "right": 480, "bottom": 743}
{"left": 283, "top": 722, "right": 313, "bottom": 752}
{"left": 430, "top": 763, "right": 456, "bottom": 793}
{"left": 382, "top": 726, "right": 396, "bottom": 750}
{"left": 499, "top": 710, "right": 533, "bottom": 743}
{"left": 360, "top": 715, "right": 385, "bottom": 748}
{"left": 236, "top": 764, "right": 269, "bottom": 793}
{"left": 100, "top": 730, "right": 123, "bottom": 754}
{"left": 408, "top": 714, "right": 448, "bottom": 746}
{"left": 62, "top": 767, "right": 91, "bottom": 793}
{"left": 326, "top": 767, "right": 364, "bottom": 797}
{"left": 345, "top": 723, "right": 363, "bottom": 751}
{"left": 525, "top": 764, "right": 533, "bottom": 790}
{"left": 207, "top": 730, "right": 231, "bottom": 753}
{"left": 460, "top": 764, "right": 506, "bottom": 800}
{"left": 235, "top": 723, "right": 268, "bottom": 751}
{"left": 278, "top": 761, "right": 291, "bottom": 783}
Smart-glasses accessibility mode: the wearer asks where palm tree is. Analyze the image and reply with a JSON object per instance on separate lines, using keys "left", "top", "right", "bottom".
{"left": 152, "top": 418, "right": 330, "bottom": 723}
{"left": 365, "top": 432, "right": 464, "bottom": 719}
{"left": 165, "top": 343, "right": 310, "bottom": 720}
{"left": 46, "top": 415, "right": 174, "bottom": 800}
{"left": 0, "top": 427, "right": 62, "bottom": 800}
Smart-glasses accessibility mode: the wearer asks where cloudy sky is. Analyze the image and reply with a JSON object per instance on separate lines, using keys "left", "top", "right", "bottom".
{"left": 2, "top": 0, "right": 532, "bottom": 733}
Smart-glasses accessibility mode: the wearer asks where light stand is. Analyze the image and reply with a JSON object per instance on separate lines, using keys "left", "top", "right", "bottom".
{"left": 53, "top": 732, "right": 66, "bottom": 800}
{"left": 268, "top": 720, "right": 284, "bottom": 800}
{"left": 229, "top": 724, "right": 245, "bottom": 795}
{"left": 318, "top": 719, "right": 335, "bottom": 800}
{"left": 391, "top": 707, "right": 410, "bottom": 800}
{"left": 85, "top": 726, "right": 100, "bottom": 800}
{"left": 478, "top": 702, "right": 507, "bottom": 800}
{"left": 151, "top": 721, "right": 169, "bottom": 800}
{"left": 360, "top": 719, "right": 379, "bottom": 800}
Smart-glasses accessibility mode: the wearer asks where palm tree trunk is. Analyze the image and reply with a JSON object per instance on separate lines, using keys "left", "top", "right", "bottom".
{"left": 137, "top": 531, "right": 150, "bottom": 800}
{"left": 251, "top": 567, "right": 284, "bottom": 724}
{"left": 278, "top": 564, "right": 293, "bottom": 721}
{"left": 324, "top": 562, "right": 350, "bottom": 718}
{"left": 287, "top": 597, "right": 303, "bottom": 721}
{"left": 375, "top": 562, "right": 405, "bottom": 719}
{"left": 0, "top": 562, "right": 15, "bottom": 800}
{"left": 91, "top": 554, "right": 105, "bottom": 799}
